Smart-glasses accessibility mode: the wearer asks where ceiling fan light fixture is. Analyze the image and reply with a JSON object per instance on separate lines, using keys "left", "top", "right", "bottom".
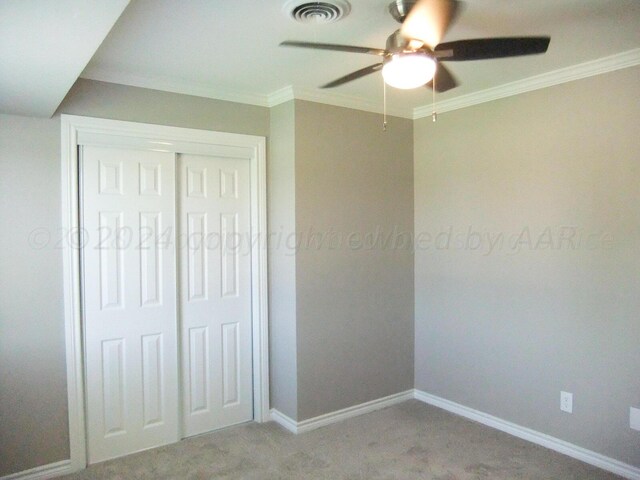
{"left": 382, "top": 52, "right": 436, "bottom": 89}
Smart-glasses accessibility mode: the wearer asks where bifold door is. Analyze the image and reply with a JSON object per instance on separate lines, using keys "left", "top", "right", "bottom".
{"left": 81, "top": 145, "right": 253, "bottom": 463}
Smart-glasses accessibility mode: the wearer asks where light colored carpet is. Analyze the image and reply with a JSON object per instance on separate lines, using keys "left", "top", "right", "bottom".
{"left": 61, "top": 400, "right": 622, "bottom": 479}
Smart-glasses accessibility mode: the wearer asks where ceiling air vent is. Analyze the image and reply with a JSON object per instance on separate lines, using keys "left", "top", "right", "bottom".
{"left": 284, "top": 0, "right": 351, "bottom": 24}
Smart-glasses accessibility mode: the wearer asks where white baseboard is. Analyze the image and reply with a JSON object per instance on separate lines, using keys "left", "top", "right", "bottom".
{"left": 413, "top": 389, "right": 640, "bottom": 480}
{"left": 270, "top": 390, "right": 414, "bottom": 434}
{"left": 269, "top": 409, "right": 299, "bottom": 433}
{"left": 0, "top": 460, "right": 74, "bottom": 480}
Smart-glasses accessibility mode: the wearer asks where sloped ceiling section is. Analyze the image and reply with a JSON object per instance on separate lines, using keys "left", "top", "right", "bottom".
{"left": 0, "top": 0, "right": 130, "bottom": 117}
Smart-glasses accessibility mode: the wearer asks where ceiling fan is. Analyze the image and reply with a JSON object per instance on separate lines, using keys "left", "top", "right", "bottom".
{"left": 280, "top": 0, "right": 551, "bottom": 92}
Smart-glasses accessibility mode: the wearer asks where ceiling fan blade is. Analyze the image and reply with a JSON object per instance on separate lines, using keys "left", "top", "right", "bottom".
{"left": 400, "top": 0, "right": 461, "bottom": 50}
{"left": 426, "top": 63, "right": 458, "bottom": 92}
{"left": 321, "top": 63, "right": 383, "bottom": 88}
{"left": 435, "top": 37, "right": 550, "bottom": 61}
{"left": 280, "top": 41, "right": 386, "bottom": 56}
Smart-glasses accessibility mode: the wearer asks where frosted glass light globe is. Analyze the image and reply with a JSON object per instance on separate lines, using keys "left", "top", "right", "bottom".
{"left": 382, "top": 53, "right": 436, "bottom": 89}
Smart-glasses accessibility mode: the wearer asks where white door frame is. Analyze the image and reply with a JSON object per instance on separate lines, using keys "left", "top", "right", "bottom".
{"left": 60, "top": 114, "right": 269, "bottom": 471}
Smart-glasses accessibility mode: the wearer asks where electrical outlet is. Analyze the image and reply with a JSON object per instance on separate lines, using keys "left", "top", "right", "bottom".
{"left": 560, "top": 391, "right": 573, "bottom": 413}
{"left": 631, "top": 407, "right": 640, "bottom": 431}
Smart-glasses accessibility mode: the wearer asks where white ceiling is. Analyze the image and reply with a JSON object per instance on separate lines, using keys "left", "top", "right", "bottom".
{"left": 0, "top": 0, "right": 130, "bottom": 117}
{"left": 3, "top": 1, "right": 640, "bottom": 118}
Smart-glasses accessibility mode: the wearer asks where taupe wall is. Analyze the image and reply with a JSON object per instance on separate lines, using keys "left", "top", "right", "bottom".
{"left": 294, "top": 101, "right": 415, "bottom": 420}
{"left": 59, "top": 79, "right": 269, "bottom": 135}
{"left": 0, "top": 80, "right": 269, "bottom": 476}
{"left": 414, "top": 66, "right": 640, "bottom": 467}
{"left": 267, "top": 101, "right": 298, "bottom": 419}
{"left": 0, "top": 114, "right": 69, "bottom": 477}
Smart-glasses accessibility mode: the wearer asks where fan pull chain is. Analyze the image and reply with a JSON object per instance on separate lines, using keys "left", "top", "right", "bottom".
{"left": 432, "top": 74, "right": 438, "bottom": 123}
{"left": 383, "top": 75, "right": 387, "bottom": 131}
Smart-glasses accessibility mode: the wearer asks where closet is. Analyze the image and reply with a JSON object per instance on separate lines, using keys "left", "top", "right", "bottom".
{"left": 79, "top": 136, "right": 255, "bottom": 463}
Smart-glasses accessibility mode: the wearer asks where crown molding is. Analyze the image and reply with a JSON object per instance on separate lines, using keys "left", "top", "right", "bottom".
{"left": 267, "top": 85, "right": 413, "bottom": 119}
{"left": 266, "top": 86, "right": 295, "bottom": 107}
{"left": 80, "top": 70, "right": 413, "bottom": 117}
{"left": 80, "top": 69, "right": 271, "bottom": 107}
{"left": 413, "top": 47, "right": 640, "bottom": 119}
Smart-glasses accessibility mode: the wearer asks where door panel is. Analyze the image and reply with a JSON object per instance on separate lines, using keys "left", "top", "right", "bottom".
{"left": 179, "top": 153, "right": 253, "bottom": 437}
{"left": 81, "top": 146, "right": 178, "bottom": 463}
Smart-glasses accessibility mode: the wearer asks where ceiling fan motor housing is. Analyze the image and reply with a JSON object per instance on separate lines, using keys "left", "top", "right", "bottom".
{"left": 385, "top": 29, "right": 431, "bottom": 60}
{"left": 386, "top": 29, "right": 413, "bottom": 54}
{"left": 389, "top": 0, "right": 418, "bottom": 23}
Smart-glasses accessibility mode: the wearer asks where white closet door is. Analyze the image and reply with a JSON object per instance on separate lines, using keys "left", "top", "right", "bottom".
{"left": 179, "top": 153, "right": 253, "bottom": 437}
{"left": 81, "top": 146, "right": 178, "bottom": 463}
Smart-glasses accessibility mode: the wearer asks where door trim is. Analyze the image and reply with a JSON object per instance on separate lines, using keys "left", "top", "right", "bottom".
{"left": 61, "top": 114, "right": 269, "bottom": 472}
